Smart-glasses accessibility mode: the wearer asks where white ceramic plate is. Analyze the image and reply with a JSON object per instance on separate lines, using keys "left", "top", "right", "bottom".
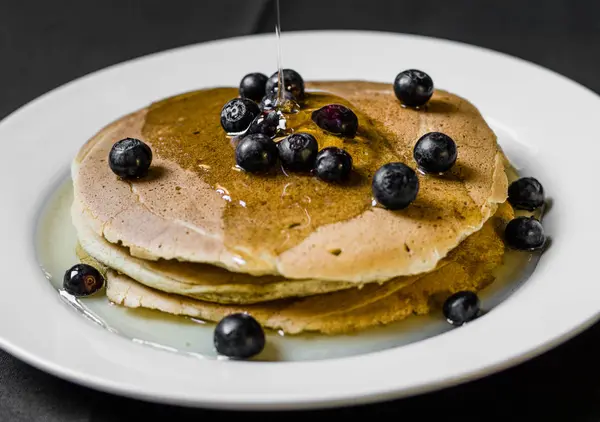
{"left": 0, "top": 30, "right": 598, "bottom": 410}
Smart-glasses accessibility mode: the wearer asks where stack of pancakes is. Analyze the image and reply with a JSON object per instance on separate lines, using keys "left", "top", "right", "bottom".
{"left": 72, "top": 81, "right": 511, "bottom": 334}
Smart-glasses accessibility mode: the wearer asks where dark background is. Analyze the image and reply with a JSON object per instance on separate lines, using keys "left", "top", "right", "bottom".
{"left": 1, "top": 1, "right": 599, "bottom": 420}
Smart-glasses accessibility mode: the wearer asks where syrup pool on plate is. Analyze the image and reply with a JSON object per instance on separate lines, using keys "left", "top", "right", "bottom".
{"left": 34, "top": 122, "right": 542, "bottom": 362}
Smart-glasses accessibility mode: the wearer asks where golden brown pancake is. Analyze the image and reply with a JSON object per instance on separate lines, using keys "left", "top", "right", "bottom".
{"left": 98, "top": 203, "right": 512, "bottom": 334}
{"left": 74, "top": 193, "right": 512, "bottom": 305}
{"left": 72, "top": 81, "right": 507, "bottom": 283}
{"left": 77, "top": 202, "right": 513, "bottom": 333}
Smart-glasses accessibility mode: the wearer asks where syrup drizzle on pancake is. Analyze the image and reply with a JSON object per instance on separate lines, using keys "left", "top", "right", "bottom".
{"left": 143, "top": 88, "right": 481, "bottom": 261}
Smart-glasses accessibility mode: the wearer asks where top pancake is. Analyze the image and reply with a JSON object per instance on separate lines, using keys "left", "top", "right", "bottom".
{"left": 72, "top": 81, "right": 507, "bottom": 283}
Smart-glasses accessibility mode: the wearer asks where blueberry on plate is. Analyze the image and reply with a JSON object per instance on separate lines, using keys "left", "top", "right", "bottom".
{"left": 239, "top": 72, "right": 268, "bottom": 102}
{"left": 314, "top": 147, "right": 353, "bottom": 182}
{"left": 265, "top": 69, "right": 305, "bottom": 100}
{"left": 372, "top": 162, "right": 419, "bottom": 210}
{"left": 443, "top": 291, "right": 481, "bottom": 326}
{"left": 220, "top": 98, "right": 260, "bottom": 134}
{"left": 235, "top": 133, "right": 278, "bottom": 173}
{"left": 508, "top": 177, "right": 545, "bottom": 211}
{"left": 394, "top": 69, "right": 434, "bottom": 107}
{"left": 505, "top": 216, "right": 546, "bottom": 251}
{"left": 311, "top": 104, "right": 359, "bottom": 138}
{"left": 278, "top": 133, "right": 319, "bottom": 172}
{"left": 63, "top": 264, "right": 104, "bottom": 297}
{"left": 108, "top": 137, "right": 153, "bottom": 179}
{"left": 413, "top": 132, "right": 458, "bottom": 173}
{"left": 214, "top": 313, "right": 266, "bottom": 359}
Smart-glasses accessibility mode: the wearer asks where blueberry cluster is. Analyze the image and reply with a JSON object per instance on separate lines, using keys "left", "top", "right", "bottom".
{"left": 225, "top": 68, "right": 463, "bottom": 208}
{"left": 390, "top": 68, "right": 549, "bottom": 326}
{"left": 223, "top": 69, "right": 306, "bottom": 138}
{"left": 239, "top": 69, "right": 305, "bottom": 113}
{"left": 235, "top": 130, "right": 354, "bottom": 183}
{"left": 371, "top": 131, "right": 460, "bottom": 210}
{"left": 443, "top": 176, "right": 547, "bottom": 327}
{"left": 220, "top": 70, "right": 356, "bottom": 183}
{"left": 369, "top": 70, "right": 455, "bottom": 210}
{"left": 505, "top": 177, "right": 547, "bottom": 251}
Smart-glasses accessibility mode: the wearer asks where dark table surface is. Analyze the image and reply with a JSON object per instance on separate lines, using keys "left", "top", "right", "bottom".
{"left": 1, "top": 1, "right": 599, "bottom": 420}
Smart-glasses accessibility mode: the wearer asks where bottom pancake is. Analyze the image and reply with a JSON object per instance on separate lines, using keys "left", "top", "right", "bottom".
{"left": 77, "top": 202, "right": 513, "bottom": 334}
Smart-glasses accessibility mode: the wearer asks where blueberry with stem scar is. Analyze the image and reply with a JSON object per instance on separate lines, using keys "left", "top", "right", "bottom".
{"left": 278, "top": 133, "right": 319, "bottom": 172}
{"left": 220, "top": 98, "right": 260, "bottom": 134}
{"left": 63, "top": 264, "right": 104, "bottom": 297}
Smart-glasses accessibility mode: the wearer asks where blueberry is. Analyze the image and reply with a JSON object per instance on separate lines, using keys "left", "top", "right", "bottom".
{"left": 265, "top": 69, "right": 305, "bottom": 100}
{"left": 311, "top": 104, "right": 359, "bottom": 138}
{"left": 235, "top": 133, "right": 278, "bottom": 173}
{"left": 220, "top": 98, "right": 260, "bottom": 134}
{"left": 314, "top": 147, "right": 353, "bottom": 182}
{"left": 214, "top": 313, "right": 265, "bottom": 359}
{"left": 504, "top": 216, "right": 546, "bottom": 251}
{"left": 443, "top": 291, "right": 481, "bottom": 326}
{"left": 108, "top": 138, "right": 153, "bottom": 179}
{"left": 394, "top": 69, "right": 434, "bottom": 107}
{"left": 372, "top": 163, "right": 419, "bottom": 210}
{"left": 413, "top": 132, "right": 458, "bottom": 173}
{"left": 63, "top": 264, "right": 104, "bottom": 297}
{"left": 239, "top": 72, "right": 268, "bottom": 102}
{"left": 508, "top": 177, "right": 545, "bottom": 211}
{"left": 278, "top": 133, "right": 319, "bottom": 172}
{"left": 246, "top": 110, "right": 283, "bottom": 138}
{"left": 260, "top": 89, "right": 297, "bottom": 111}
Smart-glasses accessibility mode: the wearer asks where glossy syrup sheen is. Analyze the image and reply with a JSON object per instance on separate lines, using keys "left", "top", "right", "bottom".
{"left": 142, "top": 88, "right": 482, "bottom": 258}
